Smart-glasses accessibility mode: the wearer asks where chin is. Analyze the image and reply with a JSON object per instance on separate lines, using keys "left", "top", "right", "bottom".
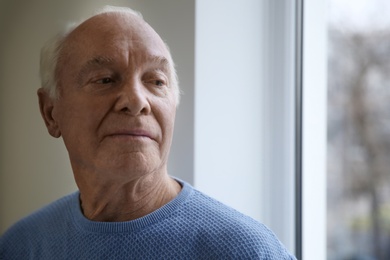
{"left": 105, "top": 154, "right": 162, "bottom": 178}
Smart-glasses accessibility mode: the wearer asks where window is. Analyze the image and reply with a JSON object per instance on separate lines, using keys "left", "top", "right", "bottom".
{"left": 327, "top": 0, "right": 390, "bottom": 259}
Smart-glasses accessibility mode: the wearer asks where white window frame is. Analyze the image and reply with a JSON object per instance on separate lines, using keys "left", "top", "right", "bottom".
{"left": 301, "top": 0, "right": 327, "bottom": 259}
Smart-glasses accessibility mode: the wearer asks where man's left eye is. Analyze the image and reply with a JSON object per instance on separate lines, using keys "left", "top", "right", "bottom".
{"left": 154, "top": 80, "right": 165, "bottom": 86}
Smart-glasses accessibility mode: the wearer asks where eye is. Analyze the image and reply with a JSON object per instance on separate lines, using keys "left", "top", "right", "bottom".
{"left": 154, "top": 80, "right": 165, "bottom": 87}
{"left": 143, "top": 71, "right": 168, "bottom": 89}
{"left": 146, "top": 78, "right": 166, "bottom": 87}
{"left": 95, "top": 77, "right": 114, "bottom": 84}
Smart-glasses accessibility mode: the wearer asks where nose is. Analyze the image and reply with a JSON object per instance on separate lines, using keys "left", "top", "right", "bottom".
{"left": 114, "top": 79, "right": 151, "bottom": 116}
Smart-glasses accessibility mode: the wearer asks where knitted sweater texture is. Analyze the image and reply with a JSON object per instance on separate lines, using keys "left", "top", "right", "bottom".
{"left": 0, "top": 181, "right": 296, "bottom": 259}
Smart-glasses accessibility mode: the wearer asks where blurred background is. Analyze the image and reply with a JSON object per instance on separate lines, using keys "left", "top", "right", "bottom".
{"left": 327, "top": 0, "right": 390, "bottom": 259}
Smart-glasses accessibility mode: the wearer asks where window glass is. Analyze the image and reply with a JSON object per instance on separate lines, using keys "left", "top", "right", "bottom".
{"left": 327, "top": 0, "right": 390, "bottom": 259}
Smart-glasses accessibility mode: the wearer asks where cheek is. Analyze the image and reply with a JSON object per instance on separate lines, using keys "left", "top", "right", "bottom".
{"left": 56, "top": 98, "right": 108, "bottom": 144}
{"left": 160, "top": 106, "right": 176, "bottom": 143}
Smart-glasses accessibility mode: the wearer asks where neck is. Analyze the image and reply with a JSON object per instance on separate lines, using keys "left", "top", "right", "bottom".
{"left": 77, "top": 173, "right": 181, "bottom": 222}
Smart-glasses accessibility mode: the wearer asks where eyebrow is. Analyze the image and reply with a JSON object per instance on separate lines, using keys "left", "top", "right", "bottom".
{"left": 147, "top": 55, "right": 171, "bottom": 72}
{"left": 77, "top": 56, "right": 114, "bottom": 84}
{"left": 76, "top": 55, "right": 172, "bottom": 84}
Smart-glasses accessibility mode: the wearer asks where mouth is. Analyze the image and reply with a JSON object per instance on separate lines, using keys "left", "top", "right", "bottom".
{"left": 106, "top": 130, "right": 155, "bottom": 142}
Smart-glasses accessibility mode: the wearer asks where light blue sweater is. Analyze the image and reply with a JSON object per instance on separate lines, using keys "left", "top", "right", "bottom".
{"left": 0, "top": 180, "right": 296, "bottom": 259}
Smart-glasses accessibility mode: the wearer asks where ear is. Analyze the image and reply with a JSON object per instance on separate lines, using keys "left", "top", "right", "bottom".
{"left": 37, "top": 88, "right": 61, "bottom": 138}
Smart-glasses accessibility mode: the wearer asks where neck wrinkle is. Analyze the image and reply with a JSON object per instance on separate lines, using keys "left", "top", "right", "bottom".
{"left": 79, "top": 174, "right": 181, "bottom": 222}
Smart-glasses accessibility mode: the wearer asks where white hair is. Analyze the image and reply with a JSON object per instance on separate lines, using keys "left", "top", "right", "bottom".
{"left": 39, "top": 5, "right": 180, "bottom": 104}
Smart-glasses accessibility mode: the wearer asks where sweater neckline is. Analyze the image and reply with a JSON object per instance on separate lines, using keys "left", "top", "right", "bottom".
{"left": 69, "top": 179, "right": 192, "bottom": 233}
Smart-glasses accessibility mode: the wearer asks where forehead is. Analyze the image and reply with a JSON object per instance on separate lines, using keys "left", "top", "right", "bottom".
{"left": 60, "top": 13, "right": 170, "bottom": 67}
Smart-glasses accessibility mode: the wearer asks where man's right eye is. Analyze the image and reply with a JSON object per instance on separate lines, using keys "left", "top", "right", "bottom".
{"left": 96, "top": 77, "right": 114, "bottom": 84}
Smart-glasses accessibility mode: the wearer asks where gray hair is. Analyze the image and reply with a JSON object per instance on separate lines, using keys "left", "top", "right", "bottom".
{"left": 39, "top": 5, "right": 180, "bottom": 104}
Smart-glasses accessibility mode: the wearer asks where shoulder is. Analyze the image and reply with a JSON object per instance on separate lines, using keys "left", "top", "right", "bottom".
{"left": 5, "top": 192, "right": 77, "bottom": 230}
{"left": 0, "top": 192, "right": 78, "bottom": 258}
{"left": 179, "top": 184, "right": 295, "bottom": 259}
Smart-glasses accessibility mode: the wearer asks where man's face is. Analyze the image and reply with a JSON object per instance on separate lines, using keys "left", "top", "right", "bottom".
{"left": 42, "top": 13, "right": 177, "bottom": 182}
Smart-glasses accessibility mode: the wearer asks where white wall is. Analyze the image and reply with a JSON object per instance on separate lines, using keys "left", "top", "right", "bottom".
{"left": 0, "top": 0, "right": 195, "bottom": 234}
{"left": 195, "top": 0, "right": 264, "bottom": 224}
{"left": 195, "top": 0, "right": 296, "bottom": 252}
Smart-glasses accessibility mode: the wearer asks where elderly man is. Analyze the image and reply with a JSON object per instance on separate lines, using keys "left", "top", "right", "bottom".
{"left": 0, "top": 6, "right": 295, "bottom": 259}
